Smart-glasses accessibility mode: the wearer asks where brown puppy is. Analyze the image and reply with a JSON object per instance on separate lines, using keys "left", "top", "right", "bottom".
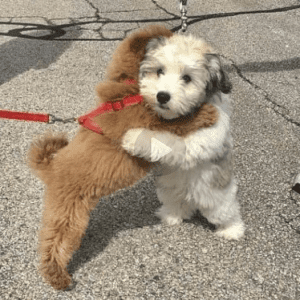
{"left": 27, "top": 25, "right": 218, "bottom": 290}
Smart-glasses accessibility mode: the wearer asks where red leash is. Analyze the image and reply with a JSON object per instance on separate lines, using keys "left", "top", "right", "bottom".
{"left": 0, "top": 110, "right": 50, "bottom": 123}
{"left": 0, "top": 79, "right": 143, "bottom": 135}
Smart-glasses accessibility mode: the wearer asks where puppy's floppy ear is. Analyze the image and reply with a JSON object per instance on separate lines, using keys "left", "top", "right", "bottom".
{"left": 205, "top": 53, "right": 232, "bottom": 95}
{"left": 146, "top": 36, "right": 167, "bottom": 53}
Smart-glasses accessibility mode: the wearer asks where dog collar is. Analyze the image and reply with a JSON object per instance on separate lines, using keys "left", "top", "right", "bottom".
{"left": 78, "top": 79, "right": 143, "bottom": 135}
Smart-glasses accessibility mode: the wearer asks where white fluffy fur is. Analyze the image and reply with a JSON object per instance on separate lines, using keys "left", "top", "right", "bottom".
{"left": 139, "top": 34, "right": 212, "bottom": 119}
{"left": 122, "top": 33, "right": 245, "bottom": 240}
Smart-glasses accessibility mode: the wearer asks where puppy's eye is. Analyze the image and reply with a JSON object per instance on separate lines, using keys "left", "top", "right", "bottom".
{"left": 157, "top": 68, "right": 164, "bottom": 76}
{"left": 182, "top": 75, "right": 191, "bottom": 83}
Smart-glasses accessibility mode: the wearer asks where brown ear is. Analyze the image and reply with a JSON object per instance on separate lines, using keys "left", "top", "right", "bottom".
{"left": 129, "top": 25, "right": 173, "bottom": 56}
{"left": 129, "top": 35, "right": 152, "bottom": 59}
{"left": 205, "top": 53, "right": 232, "bottom": 95}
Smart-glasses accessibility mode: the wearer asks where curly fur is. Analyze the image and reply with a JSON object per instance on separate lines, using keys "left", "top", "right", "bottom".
{"left": 27, "top": 132, "right": 68, "bottom": 179}
{"left": 27, "top": 25, "right": 218, "bottom": 290}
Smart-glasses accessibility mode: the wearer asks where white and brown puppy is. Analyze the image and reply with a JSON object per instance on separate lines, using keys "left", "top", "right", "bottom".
{"left": 122, "top": 34, "right": 245, "bottom": 240}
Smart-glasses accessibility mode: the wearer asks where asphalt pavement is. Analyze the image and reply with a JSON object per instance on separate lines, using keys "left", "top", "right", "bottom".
{"left": 0, "top": 1, "right": 300, "bottom": 299}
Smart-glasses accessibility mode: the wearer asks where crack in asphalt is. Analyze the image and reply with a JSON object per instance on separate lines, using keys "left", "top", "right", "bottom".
{"left": 221, "top": 55, "right": 300, "bottom": 130}
{"left": 151, "top": 0, "right": 178, "bottom": 18}
{"left": 83, "top": 0, "right": 153, "bottom": 18}
{"left": 278, "top": 214, "right": 300, "bottom": 235}
{"left": 84, "top": 0, "right": 101, "bottom": 20}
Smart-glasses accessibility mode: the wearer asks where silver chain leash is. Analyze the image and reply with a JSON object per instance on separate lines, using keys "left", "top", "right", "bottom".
{"left": 179, "top": 0, "right": 188, "bottom": 33}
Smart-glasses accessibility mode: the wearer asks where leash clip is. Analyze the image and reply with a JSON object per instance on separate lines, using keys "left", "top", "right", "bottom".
{"left": 48, "top": 114, "right": 76, "bottom": 124}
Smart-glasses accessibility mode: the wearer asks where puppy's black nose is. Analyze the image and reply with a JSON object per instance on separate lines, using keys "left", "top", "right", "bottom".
{"left": 156, "top": 91, "right": 171, "bottom": 104}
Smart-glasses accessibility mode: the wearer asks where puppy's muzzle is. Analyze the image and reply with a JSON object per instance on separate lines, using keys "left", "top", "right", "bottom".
{"left": 157, "top": 91, "right": 171, "bottom": 105}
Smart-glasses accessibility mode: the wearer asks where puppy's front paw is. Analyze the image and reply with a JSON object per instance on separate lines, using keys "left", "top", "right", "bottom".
{"left": 122, "top": 128, "right": 144, "bottom": 156}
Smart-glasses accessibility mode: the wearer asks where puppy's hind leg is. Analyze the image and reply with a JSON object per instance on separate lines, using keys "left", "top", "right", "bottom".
{"left": 155, "top": 185, "right": 195, "bottom": 225}
{"left": 200, "top": 179, "right": 245, "bottom": 240}
{"left": 39, "top": 189, "right": 98, "bottom": 290}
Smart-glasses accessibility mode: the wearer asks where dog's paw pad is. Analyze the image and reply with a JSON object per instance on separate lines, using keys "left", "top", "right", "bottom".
{"left": 216, "top": 222, "right": 245, "bottom": 240}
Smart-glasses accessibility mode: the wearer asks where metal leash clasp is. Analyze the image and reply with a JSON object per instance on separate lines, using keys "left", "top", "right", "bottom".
{"left": 179, "top": 0, "right": 188, "bottom": 33}
{"left": 48, "top": 114, "right": 76, "bottom": 124}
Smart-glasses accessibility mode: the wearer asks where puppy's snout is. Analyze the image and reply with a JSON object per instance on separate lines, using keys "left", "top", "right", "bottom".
{"left": 156, "top": 91, "right": 171, "bottom": 104}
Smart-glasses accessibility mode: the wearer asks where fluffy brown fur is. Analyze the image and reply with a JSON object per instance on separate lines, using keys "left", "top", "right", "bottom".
{"left": 27, "top": 25, "right": 218, "bottom": 290}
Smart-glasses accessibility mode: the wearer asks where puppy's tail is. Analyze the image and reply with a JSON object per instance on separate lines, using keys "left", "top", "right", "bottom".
{"left": 27, "top": 131, "right": 68, "bottom": 180}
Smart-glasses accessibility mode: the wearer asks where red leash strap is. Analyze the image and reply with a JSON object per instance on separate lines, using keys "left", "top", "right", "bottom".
{"left": 0, "top": 79, "right": 142, "bottom": 135}
{"left": 0, "top": 110, "right": 49, "bottom": 123}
